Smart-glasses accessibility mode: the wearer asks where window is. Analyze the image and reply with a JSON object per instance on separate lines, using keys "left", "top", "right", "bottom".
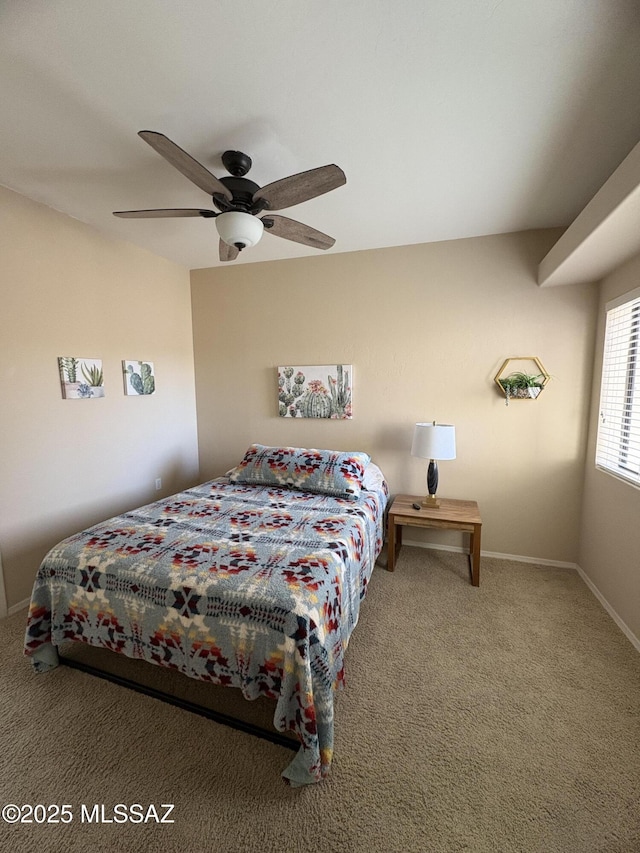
{"left": 596, "top": 287, "right": 640, "bottom": 486}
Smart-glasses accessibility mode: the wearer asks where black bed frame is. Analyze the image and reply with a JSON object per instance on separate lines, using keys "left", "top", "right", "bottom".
{"left": 59, "top": 653, "right": 299, "bottom": 752}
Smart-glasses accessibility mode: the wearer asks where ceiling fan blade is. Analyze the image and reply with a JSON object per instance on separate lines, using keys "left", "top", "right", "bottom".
{"left": 138, "top": 131, "right": 233, "bottom": 201}
{"left": 262, "top": 214, "right": 335, "bottom": 250}
{"left": 219, "top": 239, "right": 239, "bottom": 262}
{"left": 253, "top": 164, "right": 346, "bottom": 210}
{"left": 113, "top": 208, "right": 216, "bottom": 218}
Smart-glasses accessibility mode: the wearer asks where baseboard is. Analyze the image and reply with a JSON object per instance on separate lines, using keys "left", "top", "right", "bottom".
{"left": 402, "top": 538, "right": 640, "bottom": 652}
{"left": 401, "top": 538, "right": 579, "bottom": 570}
{"left": 7, "top": 598, "right": 30, "bottom": 617}
{"left": 574, "top": 565, "right": 640, "bottom": 653}
{"left": 480, "top": 549, "right": 579, "bottom": 570}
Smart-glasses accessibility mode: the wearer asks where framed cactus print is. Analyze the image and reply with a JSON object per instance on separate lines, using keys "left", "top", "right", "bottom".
{"left": 278, "top": 364, "right": 352, "bottom": 418}
{"left": 58, "top": 357, "right": 104, "bottom": 399}
{"left": 123, "top": 360, "right": 156, "bottom": 395}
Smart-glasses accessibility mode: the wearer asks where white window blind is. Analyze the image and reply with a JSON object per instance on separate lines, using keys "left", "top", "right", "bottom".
{"left": 596, "top": 287, "right": 640, "bottom": 486}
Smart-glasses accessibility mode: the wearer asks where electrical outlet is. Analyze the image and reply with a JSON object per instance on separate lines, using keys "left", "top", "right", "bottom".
{"left": 155, "top": 478, "right": 162, "bottom": 491}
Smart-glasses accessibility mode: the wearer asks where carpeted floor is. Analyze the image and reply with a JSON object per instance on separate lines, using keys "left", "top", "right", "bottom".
{"left": 1, "top": 547, "right": 639, "bottom": 853}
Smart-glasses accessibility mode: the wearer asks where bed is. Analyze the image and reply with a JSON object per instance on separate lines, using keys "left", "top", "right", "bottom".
{"left": 24, "top": 444, "right": 388, "bottom": 786}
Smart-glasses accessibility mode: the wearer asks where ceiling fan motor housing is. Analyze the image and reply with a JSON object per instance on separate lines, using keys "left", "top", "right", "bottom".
{"left": 214, "top": 176, "right": 261, "bottom": 213}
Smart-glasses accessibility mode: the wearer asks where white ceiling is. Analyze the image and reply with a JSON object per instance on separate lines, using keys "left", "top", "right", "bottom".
{"left": 2, "top": 0, "right": 640, "bottom": 271}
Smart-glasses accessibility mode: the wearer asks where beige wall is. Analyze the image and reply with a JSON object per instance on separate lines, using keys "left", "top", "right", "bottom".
{"left": 0, "top": 186, "right": 199, "bottom": 609}
{"left": 579, "top": 250, "right": 640, "bottom": 641}
{"left": 0, "top": 196, "right": 605, "bottom": 611}
{"left": 191, "top": 230, "right": 598, "bottom": 563}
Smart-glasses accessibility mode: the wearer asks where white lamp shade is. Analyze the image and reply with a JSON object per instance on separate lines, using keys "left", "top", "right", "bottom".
{"left": 215, "top": 211, "right": 264, "bottom": 249}
{"left": 411, "top": 423, "right": 456, "bottom": 460}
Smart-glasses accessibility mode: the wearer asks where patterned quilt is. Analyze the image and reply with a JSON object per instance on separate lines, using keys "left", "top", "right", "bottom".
{"left": 24, "top": 468, "right": 388, "bottom": 786}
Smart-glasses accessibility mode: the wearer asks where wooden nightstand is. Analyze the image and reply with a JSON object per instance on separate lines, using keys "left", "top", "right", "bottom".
{"left": 387, "top": 495, "right": 482, "bottom": 586}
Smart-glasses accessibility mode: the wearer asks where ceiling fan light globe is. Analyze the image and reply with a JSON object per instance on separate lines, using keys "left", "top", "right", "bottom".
{"left": 215, "top": 211, "right": 264, "bottom": 249}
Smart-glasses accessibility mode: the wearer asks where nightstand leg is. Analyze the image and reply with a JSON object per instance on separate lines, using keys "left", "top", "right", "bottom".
{"left": 387, "top": 520, "right": 396, "bottom": 571}
{"left": 470, "top": 525, "right": 481, "bottom": 586}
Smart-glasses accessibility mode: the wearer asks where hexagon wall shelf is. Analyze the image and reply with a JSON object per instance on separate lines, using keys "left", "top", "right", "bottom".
{"left": 494, "top": 356, "right": 550, "bottom": 405}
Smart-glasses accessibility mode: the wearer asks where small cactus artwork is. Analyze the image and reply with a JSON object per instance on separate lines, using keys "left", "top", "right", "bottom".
{"left": 58, "top": 357, "right": 105, "bottom": 399}
{"left": 123, "top": 360, "right": 156, "bottom": 395}
{"left": 278, "top": 365, "right": 352, "bottom": 418}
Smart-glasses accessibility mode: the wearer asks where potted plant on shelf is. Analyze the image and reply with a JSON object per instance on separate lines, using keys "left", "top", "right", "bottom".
{"left": 498, "top": 372, "right": 545, "bottom": 405}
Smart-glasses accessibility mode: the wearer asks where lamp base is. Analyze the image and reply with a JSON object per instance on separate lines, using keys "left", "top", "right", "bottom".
{"left": 422, "top": 495, "right": 441, "bottom": 509}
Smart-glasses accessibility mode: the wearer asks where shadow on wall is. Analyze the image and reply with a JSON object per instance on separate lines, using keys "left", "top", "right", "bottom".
{"left": 159, "top": 454, "right": 202, "bottom": 496}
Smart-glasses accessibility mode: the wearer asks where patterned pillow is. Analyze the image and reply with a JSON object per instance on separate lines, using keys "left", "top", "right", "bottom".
{"left": 229, "top": 444, "right": 371, "bottom": 500}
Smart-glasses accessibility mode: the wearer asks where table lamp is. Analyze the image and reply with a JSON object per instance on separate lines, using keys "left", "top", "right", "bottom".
{"left": 411, "top": 421, "right": 456, "bottom": 508}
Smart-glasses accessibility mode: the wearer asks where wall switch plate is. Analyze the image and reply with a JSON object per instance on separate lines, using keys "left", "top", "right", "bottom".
{"left": 155, "top": 478, "right": 162, "bottom": 490}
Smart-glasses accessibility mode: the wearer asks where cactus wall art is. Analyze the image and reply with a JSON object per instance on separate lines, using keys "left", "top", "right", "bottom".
{"left": 123, "top": 360, "right": 156, "bottom": 395}
{"left": 58, "top": 357, "right": 105, "bottom": 399}
{"left": 278, "top": 364, "right": 352, "bottom": 418}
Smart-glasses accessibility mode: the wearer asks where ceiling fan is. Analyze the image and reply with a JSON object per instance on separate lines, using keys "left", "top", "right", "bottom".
{"left": 114, "top": 131, "right": 346, "bottom": 262}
